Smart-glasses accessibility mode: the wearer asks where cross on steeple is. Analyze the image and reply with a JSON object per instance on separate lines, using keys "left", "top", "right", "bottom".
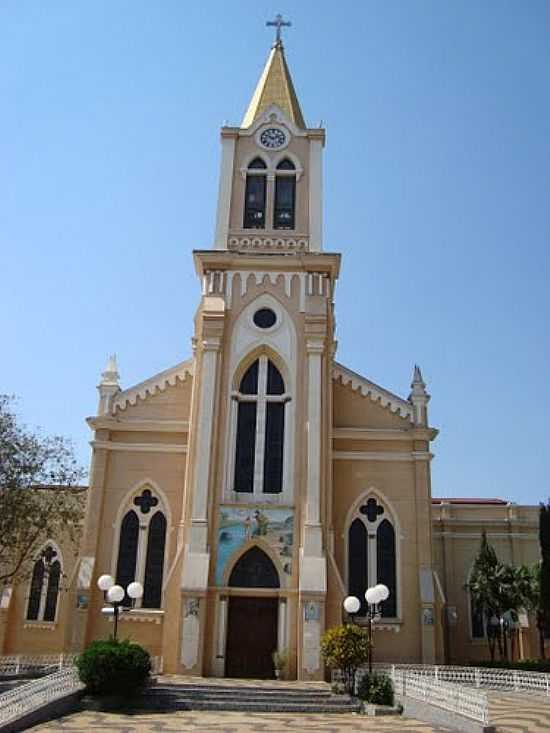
{"left": 266, "top": 13, "right": 291, "bottom": 46}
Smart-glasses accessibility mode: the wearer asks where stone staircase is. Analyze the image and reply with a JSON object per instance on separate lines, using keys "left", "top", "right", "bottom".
{"left": 136, "top": 678, "right": 362, "bottom": 714}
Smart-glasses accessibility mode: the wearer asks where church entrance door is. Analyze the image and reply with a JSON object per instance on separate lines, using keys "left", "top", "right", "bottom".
{"left": 225, "top": 596, "right": 278, "bottom": 678}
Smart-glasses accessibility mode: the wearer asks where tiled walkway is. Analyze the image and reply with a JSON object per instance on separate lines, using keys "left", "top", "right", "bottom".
{"left": 31, "top": 710, "right": 451, "bottom": 732}
{"left": 488, "top": 691, "right": 550, "bottom": 733}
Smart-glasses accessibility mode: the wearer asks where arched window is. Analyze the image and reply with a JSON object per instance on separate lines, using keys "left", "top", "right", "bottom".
{"left": 347, "top": 496, "right": 398, "bottom": 618}
{"left": 376, "top": 520, "right": 396, "bottom": 617}
{"left": 244, "top": 157, "right": 267, "bottom": 229}
{"left": 142, "top": 512, "right": 167, "bottom": 608}
{"left": 274, "top": 159, "right": 296, "bottom": 230}
{"left": 348, "top": 519, "right": 368, "bottom": 616}
{"left": 114, "top": 487, "right": 168, "bottom": 609}
{"left": 26, "top": 545, "right": 62, "bottom": 622}
{"left": 229, "top": 546, "right": 280, "bottom": 588}
{"left": 116, "top": 510, "right": 139, "bottom": 603}
{"left": 234, "top": 356, "right": 287, "bottom": 495}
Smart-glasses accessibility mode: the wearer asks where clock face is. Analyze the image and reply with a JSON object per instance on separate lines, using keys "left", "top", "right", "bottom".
{"left": 260, "top": 127, "right": 287, "bottom": 149}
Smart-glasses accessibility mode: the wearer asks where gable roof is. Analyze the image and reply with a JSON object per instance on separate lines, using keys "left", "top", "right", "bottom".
{"left": 332, "top": 362, "right": 414, "bottom": 422}
{"left": 112, "top": 359, "right": 194, "bottom": 413}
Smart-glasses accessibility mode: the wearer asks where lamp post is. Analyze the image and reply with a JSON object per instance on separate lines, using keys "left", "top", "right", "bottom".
{"left": 365, "top": 584, "right": 389, "bottom": 674}
{"left": 343, "top": 584, "right": 390, "bottom": 675}
{"left": 97, "top": 574, "right": 143, "bottom": 640}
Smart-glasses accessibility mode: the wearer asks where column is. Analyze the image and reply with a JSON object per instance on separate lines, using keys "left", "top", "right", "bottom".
{"left": 308, "top": 139, "right": 323, "bottom": 252}
{"left": 214, "top": 134, "right": 236, "bottom": 249}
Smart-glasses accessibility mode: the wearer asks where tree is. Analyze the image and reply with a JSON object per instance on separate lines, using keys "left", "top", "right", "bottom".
{"left": 539, "top": 501, "right": 550, "bottom": 658}
{"left": 0, "top": 395, "right": 85, "bottom": 587}
{"left": 468, "top": 532, "right": 532, "bottom": 662}
{"left": 320, "top": 624, "right": 370, "bottom": 694}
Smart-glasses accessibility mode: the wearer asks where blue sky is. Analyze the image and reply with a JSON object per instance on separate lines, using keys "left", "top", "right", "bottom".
{"left": 1, "top": 1, "right": 549, "bottom": 504}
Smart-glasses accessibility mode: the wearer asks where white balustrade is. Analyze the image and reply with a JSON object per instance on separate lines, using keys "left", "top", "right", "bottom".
{"left": 0, "top": 668, "right": 83, "bottom": 727}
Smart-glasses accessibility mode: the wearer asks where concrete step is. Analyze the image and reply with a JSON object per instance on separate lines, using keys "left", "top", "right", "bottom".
{"left": 137, "top": 696, "right": 361, "bottom": 714}
{"left": 137, "top": 683, "right": 362, "bottom": 714}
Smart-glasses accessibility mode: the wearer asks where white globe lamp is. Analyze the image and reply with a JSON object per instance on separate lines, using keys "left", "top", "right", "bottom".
{"left": 375, "top": 584, "right": 390, "bottom": 602}
{"left": 343, "top": 595, "right": 361, "bottom": 615}
{"left": 106, "top": 584, "right": 125, "bottom": 604}
{"left": 97, "top": 574, "right": 114, "bottom": 592}
{"left": 127, "top": 581, "right": 144, "bottom": 600}
{"left": 365, "top": 586, "right": 380, "bottom": 605}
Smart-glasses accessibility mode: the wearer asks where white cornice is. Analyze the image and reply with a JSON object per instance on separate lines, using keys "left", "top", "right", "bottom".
{"left": 332, "top": 450, "right": 432, "bottom": 462}
{"left": 88, "top": 417, "right": 189, "bottom": 433}
{"left": 332, "top": 363, "right": 414, "bottom": 422}
{"left": 111, "top": 359, "right": 194, "bottom": 413}
{"left": 91, "top": 440, "right": 187, "bottom": 454}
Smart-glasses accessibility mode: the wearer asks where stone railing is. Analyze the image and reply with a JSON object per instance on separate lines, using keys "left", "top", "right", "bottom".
{"left": 0, "top": 667, "right": 83, "bottom": 728}
{"left": 388, "top": 667, "right": 489, "bottom": 724}
{"left": 0, "top": 654, "right": 76, "bottom": 676}
{"left": 0, "top": 653, "right": 162, "bottom": 676}
{"left": 376, "top": 663, "right": 550, "bottom": 696}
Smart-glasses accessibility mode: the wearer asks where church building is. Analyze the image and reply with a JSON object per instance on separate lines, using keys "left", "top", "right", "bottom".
{"left": 0, "top": 27, "right": 541, "bottom": 680}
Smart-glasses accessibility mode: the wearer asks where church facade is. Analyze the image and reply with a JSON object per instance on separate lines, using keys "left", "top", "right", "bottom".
{"left": 0, "top": 37, "right": 541, "bottom": 679}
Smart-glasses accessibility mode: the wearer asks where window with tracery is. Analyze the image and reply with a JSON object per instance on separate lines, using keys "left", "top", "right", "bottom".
{"left": 26, "top": 545, "right": 62, "bottom": 622}
{"left": 274, "top": 158, "right": 296, "bottom": 230}
{"left": 115, "top": 487, "right": 167, "bottom": 608}
{"left": 243, "top": 157, "right": 267, "bottom": 229}
{"left": 347, "top": 497, "right": 398, "bottom": 618}
{"left": 233, "top": 356, "right": 287, "bottom": 495}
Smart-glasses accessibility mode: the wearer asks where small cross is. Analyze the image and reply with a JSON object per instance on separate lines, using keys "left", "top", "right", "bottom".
{"left": 266, "top": 14, "right": 291, "bottom": 45}
{"left": 360, "top": 498, "right": 384, "bottom": 523}
{"left": 42, "top": 546, "right": 57, "bottom": 564}
{"left": 134, "top": 488, "right": 158, "bottom": 514}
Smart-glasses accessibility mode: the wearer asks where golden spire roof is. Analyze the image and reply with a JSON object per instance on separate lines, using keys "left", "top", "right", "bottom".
{"left": 241, "top": 42, "right": 306, "bottom": 129}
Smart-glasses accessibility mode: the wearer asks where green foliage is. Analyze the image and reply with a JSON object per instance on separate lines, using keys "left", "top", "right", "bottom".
{"left": 357, "top": 672, "right": 394, "bottom": 706}
{"left": 0, "top": 395, "right": 84, "bottom": 585}
{"left": 540, "top": 501, "right": 550, "bottom": 654}
{"left": 468, "top": 531, "right": 537, "bottom": 661}
{"left": 474, "top": 658, "right": 550, "bottom": 673}
{"left": 320, "top": 624, "right": 370, "bottom": 694}
{"left": 76, "top": 638, "right": 151, "bottom": 696}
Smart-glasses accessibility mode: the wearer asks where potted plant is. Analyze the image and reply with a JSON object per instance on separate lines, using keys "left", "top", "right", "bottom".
{"left": 272, "top": 649, "right": 288, "bottom": 680}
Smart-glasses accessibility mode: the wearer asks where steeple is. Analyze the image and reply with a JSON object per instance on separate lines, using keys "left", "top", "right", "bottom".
{"left": 241, "top": 40, "right": 306, "bottom": 129}
{"left": 409, "top": 364, "right": 430, "bottom": 427}
{"left": 97, "top": 354, "right": 120, "bottom": 416}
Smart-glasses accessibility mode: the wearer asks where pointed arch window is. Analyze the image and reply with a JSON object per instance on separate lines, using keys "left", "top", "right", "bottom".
{"left": 115, "top": 488, "right": 168, "bottom": 609}
{"left": 244, "top": 157, "right": 267, "bottom": 229}
{"left": 347, "top": 498, "right": 398, "bottom": 618}
{"left": 274, "top": 159, "right": 296, "bottom": 230}
{"left": 233, "top": 356, "right": 288, "bottom": 495}
{"left": 26, "top": 546, "right": 62, "bottom": 622}
{"left": 229, "top": 546, "right": 280, "bottom": 588}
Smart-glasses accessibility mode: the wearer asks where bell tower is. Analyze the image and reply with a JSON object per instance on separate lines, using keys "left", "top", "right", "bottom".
{"left": 213, "top": 23, "right": 324, "bottom": 253}
{"left": 176, "top": 18, "right": 340, "bottom": 681}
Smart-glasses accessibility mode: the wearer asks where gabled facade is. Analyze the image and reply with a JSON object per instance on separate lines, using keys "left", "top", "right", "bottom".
{"left": 0, "top": 35, "right": 542, "bottom": 677}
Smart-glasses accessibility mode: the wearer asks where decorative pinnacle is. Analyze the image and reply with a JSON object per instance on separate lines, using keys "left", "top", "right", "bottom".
{"left": 410, "top": 364, "right": 428, "bottom": 399}
{"left": 100, "top": 354, "right": 120, "bottom": 386}
{"left": 266, "top": 13, "right": 291, "bottom": 47}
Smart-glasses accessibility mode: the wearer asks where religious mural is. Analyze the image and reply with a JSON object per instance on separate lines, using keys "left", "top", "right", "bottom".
{"left": 215, "top": 506, "right": 294, "bottom": 585}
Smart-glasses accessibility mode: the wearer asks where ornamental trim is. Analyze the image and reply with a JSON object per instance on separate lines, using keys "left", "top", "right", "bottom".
{"left": 112, "top": 359, "right": 194, "bottom": 413}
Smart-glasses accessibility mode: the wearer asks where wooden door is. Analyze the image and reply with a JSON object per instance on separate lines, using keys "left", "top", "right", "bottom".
{"left": 225, "top": 596, "right": 278, "bottom": 678}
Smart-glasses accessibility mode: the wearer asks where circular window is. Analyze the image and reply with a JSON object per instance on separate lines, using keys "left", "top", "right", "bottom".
{"left": 253, "top": 308, "right": 277, "bottom": 329}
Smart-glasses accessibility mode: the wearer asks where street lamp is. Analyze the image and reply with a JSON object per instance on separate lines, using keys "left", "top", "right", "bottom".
{"left": 365, "top": 584, "right": 389, "bottom": 674}
{"left": 343, "top": 595, "right": 361, "bottom": 624}
{"left": 97, "top": 574, "right": 143, "bottom": 640}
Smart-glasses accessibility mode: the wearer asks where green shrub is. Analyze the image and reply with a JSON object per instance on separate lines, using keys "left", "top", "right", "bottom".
{"left": 76, "top": 638, "right": 151, "bottom": 696}
{"left": 357, "top": 672, "right": 394, "bottom": 706}
{"left": 320, "top": 624, "right": 370, "bottom": 694}
{"left": 472, "top": 659, "right": 550, "bottom": 673}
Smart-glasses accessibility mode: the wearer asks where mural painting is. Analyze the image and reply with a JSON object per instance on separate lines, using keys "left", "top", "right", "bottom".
{"left": 215, "top": 506, "right": 294, "bottom": 585}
